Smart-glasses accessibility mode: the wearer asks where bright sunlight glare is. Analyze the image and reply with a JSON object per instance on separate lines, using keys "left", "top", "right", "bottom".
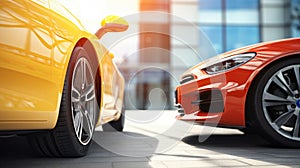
{"left": 58, "top": 0, "right": 139, "bottom": 32}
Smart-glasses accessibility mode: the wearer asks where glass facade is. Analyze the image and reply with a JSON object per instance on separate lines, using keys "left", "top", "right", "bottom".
{"left": 199, "top": 0, "right": 260, "bottom": 54}
{"left": 198, "top": 0, "right": 299, "bottom": 54}
{"left": 201, "top": 26, "right": 223, "bottom": 53}
{"left": 225, "top": 0, "right": 259, "bottom": 25}
{"left": 226, "top": 26, "right": 259, "bottom": 51}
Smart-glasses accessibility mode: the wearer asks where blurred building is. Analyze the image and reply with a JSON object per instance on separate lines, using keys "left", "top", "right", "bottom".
{"left": 118, "top": 0, "right": 300, "bottom": 110}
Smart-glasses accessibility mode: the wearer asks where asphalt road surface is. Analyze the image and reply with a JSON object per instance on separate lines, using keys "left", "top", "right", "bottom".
{"left": 1, "top": 110, "right": 300, "bottom": 168}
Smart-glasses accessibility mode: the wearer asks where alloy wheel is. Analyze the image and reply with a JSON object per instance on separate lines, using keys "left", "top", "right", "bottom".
{"left": 262, "top": 64, "right": 300, "bottom": 141}
{"left": 71, "top": 57, "right": 96, "bottom": 145}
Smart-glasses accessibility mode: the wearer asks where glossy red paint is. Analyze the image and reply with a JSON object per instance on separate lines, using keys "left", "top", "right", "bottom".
{"left": 175, "top": 38, "right": 300, "bottom": 128}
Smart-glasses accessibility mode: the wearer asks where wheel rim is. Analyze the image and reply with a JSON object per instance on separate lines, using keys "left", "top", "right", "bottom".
{"left": 262, "top": 64, "right": 300, "bottom": 141}
{"left": 71, "top": 57, "right": 96, "bottom": 145}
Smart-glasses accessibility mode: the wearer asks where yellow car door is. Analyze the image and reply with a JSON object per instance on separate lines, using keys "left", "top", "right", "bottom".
{"left": 0, "top": 0, "right": 56, "bottom": 129}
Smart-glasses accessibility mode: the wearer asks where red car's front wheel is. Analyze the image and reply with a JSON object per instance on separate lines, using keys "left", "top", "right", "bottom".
{"left": 249, "top": 57, "right": 300, "bottom": 147}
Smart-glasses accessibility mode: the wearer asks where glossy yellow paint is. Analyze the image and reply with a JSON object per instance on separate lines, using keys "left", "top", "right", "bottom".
{"left": 101, "top": 15, "right": 129, "bottom": 27}
{"left": 0, "top": 0, "right": 126, "bottom": 130}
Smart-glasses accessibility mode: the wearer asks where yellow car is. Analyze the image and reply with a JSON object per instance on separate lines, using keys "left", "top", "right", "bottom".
{"left": 0, "top": 0, "right": 128, "bottom": 157}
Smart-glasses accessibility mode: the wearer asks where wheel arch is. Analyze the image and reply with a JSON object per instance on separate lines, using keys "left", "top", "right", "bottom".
{"left": 245, "top": 53, "right": 300, "bottom": 128}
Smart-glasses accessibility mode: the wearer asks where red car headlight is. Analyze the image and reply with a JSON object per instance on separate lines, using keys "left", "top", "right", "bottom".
{"left": 203, "top": 52, "right": 256, "bottom": 74}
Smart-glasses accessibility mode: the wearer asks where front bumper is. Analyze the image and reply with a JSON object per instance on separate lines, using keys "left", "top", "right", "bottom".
{"left": 175, "top": 76, "right": 226, "bottom": 124}
{"left": 175, "top": 66, "right": 253, "bottom": 127}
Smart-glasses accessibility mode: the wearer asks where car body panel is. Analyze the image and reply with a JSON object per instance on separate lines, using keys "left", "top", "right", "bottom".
{"left": 0, "top": 0, "right": 125, "bottom": 130}
{"left": 175, "top": 38, "right": 300, "bottom": 128}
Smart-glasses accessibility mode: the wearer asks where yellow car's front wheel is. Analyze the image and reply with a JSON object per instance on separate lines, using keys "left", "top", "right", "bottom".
{"left": 28, "top": 47, "right": 99, "bottom": 157}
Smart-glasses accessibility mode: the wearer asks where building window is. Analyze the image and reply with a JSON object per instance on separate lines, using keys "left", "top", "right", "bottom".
{"left": 226, "top": 0, "right": 259, "bottom": 25}
{"left": 201, "top": 26, "right": 223, "bottom": 53}
{"left": 198, "top": 0, "right": 260, "bottom": 54}
{"left": 199, "top": 0, "right": 222, "bottom": 24}
{"left": 226, "top": 26, "right": 259, "bottom": 51}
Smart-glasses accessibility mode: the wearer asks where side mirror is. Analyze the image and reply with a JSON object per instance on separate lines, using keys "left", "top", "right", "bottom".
{"left": 95, "top": 15, "right": 129, "bottom": 39}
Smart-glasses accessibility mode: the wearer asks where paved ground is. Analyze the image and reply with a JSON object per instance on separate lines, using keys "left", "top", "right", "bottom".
{"left": 1, "top": 110, "right": 300, "bottom": 168}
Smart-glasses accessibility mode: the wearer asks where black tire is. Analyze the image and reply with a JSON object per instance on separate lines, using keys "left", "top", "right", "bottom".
{"left": 102, "top": 105, "right": 125, "bottom": 132}
{"left": 28, "top": 47, "right": 99, "bottom": 157}
{"left": 247, "top": 57, "right": 300, "bottom": 148}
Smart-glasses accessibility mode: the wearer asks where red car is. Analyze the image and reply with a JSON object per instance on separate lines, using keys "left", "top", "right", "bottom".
{"left": 175, "top": 38, "right": 300, "bottom": 147}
